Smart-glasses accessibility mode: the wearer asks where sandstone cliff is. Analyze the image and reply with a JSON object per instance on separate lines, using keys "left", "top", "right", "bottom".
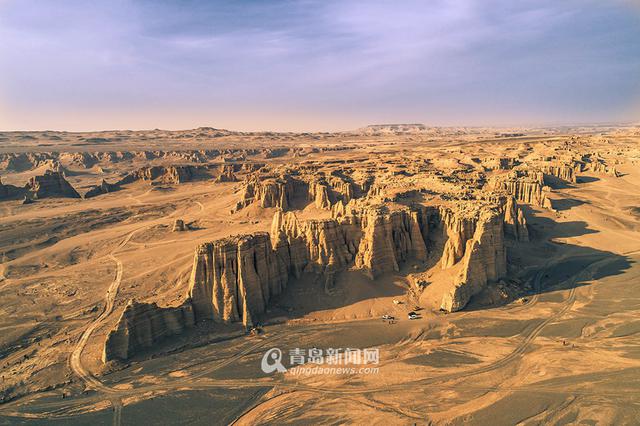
{"left": 541, "top": 163, "right": 577, "bottom": 183}
{"left": 503, "top": 197, "right": 529, "bottom": 242}
{"left": 102, "top": 300, "right": 195, "bottom": 362}
{"left": 489, "top": 172, "right": 550, "bottom": 207}
{"left": 187, "top": 233, "right": 288, "bottom": 326}
{"left": 440, "top": 208, "right": 507, "bottom": 312}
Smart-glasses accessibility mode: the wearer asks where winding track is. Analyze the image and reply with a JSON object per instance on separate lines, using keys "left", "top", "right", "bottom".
{"left": 65, "top": 197, "right": 208, "bottom": 425}
{"left": 2, "top": 253, "right": 634, "bottom": 423}
{"left": 7, "top": 198, "right": 638, "bottom": 424}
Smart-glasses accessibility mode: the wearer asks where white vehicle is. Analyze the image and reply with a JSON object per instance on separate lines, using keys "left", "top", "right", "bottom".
{"left": 392, "top": 299, "right": 402, "bottom": 305}
{"left": 382, "top": 314, "right": 394, "bottom": 320}
{"left": 408, "top": 312, "right": 419, "bottom": 320}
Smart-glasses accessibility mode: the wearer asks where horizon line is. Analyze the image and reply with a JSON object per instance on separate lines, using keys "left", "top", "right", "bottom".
{"left": 1, "top": 120, "right": 638, "bottom": 134}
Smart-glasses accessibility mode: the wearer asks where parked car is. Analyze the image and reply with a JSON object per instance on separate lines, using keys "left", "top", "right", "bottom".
{"left": 382, "top": 314, "right": 394, "bottom": 320}
{"left": 408, "top": 312, "right": 419, "bottom": 320}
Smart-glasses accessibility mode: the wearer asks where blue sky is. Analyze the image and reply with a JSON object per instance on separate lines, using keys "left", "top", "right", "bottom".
{"left": 1, "top": 0, "right": 639, "bottom": 131}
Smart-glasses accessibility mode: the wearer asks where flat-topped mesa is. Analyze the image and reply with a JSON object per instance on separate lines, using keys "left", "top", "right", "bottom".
{"left": 26, "top": 170, "right": 80, "bottom": 199}
{"left": 102, "top": 300, "right": 195, "bottom": 362}
{"left": 188, "top": 233, "right": 288, "bottom": 326}
{"left": 440, "top": 208, "right": 507, "bottom": 312}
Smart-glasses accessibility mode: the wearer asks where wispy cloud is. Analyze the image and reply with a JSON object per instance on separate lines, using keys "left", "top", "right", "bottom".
{"left": 0, "top": 0, "right": 639, "bottom": 130}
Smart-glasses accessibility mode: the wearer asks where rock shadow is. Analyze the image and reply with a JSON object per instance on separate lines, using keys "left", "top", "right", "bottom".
{"left": 466, "top": 208, "right": 633, "bottom": 311}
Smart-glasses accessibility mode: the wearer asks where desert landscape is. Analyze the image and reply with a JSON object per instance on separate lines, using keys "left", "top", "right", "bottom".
{"left": 2, "top": 0, "right": 640, "bottom": 423}
{"left": 0, "top": 124, "right": 639, "bottom": 424}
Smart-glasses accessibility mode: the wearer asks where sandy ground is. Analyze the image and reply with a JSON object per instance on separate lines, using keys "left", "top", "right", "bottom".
{"left": 0, "top": 126, "right": 639, "bottom": 424}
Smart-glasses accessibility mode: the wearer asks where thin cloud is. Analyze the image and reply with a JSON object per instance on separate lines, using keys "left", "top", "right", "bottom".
{"left": 0, "top": 0, "right": 639, "bottom": 131}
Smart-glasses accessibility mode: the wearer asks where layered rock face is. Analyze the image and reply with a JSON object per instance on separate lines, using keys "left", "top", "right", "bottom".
{"left": 271, "top": 211, "right": 358, "bottom": 276}
{"left": 440, "top": 209, "right": 507, "bottom": 312}
{"left": 541, "top": 163, "right": 577, "bottom": 183}
{"left": 104, "top": 190, "right": 528, "bottom": 361}
{"left": 236, "top": 177, "right": 302, "bottom": 210}
{"left": 354, "top": 207, "right": 428, "bottom": 278}
{"left": 102, "top": 300, "right": 195, "bottom": 362}
{"left": 586, "top": 160, "right": 619, "bottom": 177}
{"left": 25, "top": 170, "right": 80, "bottom": 199}
{"left": 440, "top": 212, "right": 476, "bottom": 269}
{"left": 490, "top": 172, "right": 550, "bottom": 208}
{"left": 503, "top": 197, "right": 529, "bottom": 242}
{"left": 189, "top": 204, "right": 440, "bottom": 326}
{"left": 188, "top": 233, "right": 288, "bottom": 326}
{"left": 236, "top": 174, "right": 362, "bottom": 212}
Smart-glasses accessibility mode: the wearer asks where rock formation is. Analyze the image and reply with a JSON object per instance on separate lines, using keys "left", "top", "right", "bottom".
{"left": 102, "top": 300, "right": 195, "bottom": 362}
{"left": 489, "top": 172, "right": 550, "bottom": 207}
{"left": 84, "top": 179, "right": 120, "bottom": 198}
{"left": 503, "top": 197, "right": 529, "bottom": 242}
{"left": 0, "top": 177, "right": 26, "bottom": 200}
{"left": 440, "top": 208, "right": 507, "bottom": 312}
{"left": 235, "top": 173, "right": 363, "bottom": 212}
{"left": 541, "top": 163, "right": 577, "bottom": 183}
{"left": 117, "top": 165, "right": 205, "bottom": 185}
{"left": 236, "top": 177, "right": 302, "bottom": 210}
{"left": 173, "top": 219, "right": 186, "bottom": 232}
{"left": 187, "top": 233, "right": 288, "bottom": 326}
{"left": 25, "top": 170, "right": 80, "bottom": 199}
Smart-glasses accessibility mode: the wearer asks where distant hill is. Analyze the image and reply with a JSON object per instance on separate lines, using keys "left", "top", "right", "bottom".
{"left": 357, "top": 124, "right": 429, "bottom": 135}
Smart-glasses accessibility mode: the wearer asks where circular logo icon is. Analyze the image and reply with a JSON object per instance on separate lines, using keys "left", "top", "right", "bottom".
{"left": 261, "top": 347, "right": 287, "bottom": 373}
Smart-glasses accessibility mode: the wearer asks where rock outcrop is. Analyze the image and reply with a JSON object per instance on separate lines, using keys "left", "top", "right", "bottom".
{"left": 118, "top": 165, "right": 205, "bottom": 185}
{"left": 102, "top": 300, "right": 195, "bottom": 362}
{"left": 173, "top": 219, "right": 186, "bottom": 232}
{"left": 354, "top": 207, "right": 428, "bottom": 278}
{"left": 440, "top": 209, "right": 507, "bottom": 312}
{"left": 235, "top": 174, "right": 363, "bottom": 212}
{"left": 541, "top": 163, "right": 577, "bottom": 183}
{"left": 503, "top": 197, "right": 529, "bottom": 242}
{"left": 187, "top": 233, "right": 288, "bottom": 326}
{"left": 84, "top": 179, "right": 120, "bottom": 198}
{"left": 0, "top": 177, "right": 26, "bottom": 200}
{"left": 489, "top": 172, "right": 549, "bottom": 207}
{"left": 586, "top": 160, "right": 619, "bottom": 177}
{"left": 236, "top": 177, "right": 303, "bottom": 210}
{"left": 25, "top": 170, "right": 80, "bottom": 199}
